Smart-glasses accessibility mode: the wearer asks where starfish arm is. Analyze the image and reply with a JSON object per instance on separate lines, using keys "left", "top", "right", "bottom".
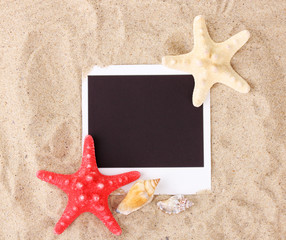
{"left": 37, "top": 170, "right": 71, "bottom": 192}
{"left": 219, "top": 30, "right": 250, "bottom": 59}
{"left": 104, "top": 171, "right": 141, "bottom": 194}
{"left": 54, "top": 201, "right": 82, "bottom": 235}
{"left": 193, "top": 15, "right": 212, "bottom": 47}
{"left": 78, "top": 135, "right": 100, "bottom": 175}
{"left": 162, "top": 53, "right": 193, "bottom": 73}
{"left": 192, "top": 77, "right": 212, "bottom": 107}
{"left": 90, "top": 204, "right": 122, "bottom": 236}
{"left": 217, "top": 66, "right": 250, "bottom": 93}
{"left": 82, "top": 135, "right": 96, "bottom": 161}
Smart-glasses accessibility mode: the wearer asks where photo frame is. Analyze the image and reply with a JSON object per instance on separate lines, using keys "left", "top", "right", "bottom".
{"left": 82, "top": 65, "right": 211, "bottom": 194}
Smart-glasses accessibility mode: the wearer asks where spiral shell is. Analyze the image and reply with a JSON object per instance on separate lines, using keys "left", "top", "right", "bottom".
{"left": 157, "top": 195, "right": 193, "bottom": 214}
{"left": 116, "top": 179, "right": 160, "bottom": 215}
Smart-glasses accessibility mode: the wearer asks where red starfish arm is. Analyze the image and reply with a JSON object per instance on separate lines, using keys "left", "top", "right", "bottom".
{"left": 37, "top": 170, "right": 71, "bottom": 193}
{"left": 78, "top": 135, "right": 100, "bottom": 175}
{"left": 54, "top": 201, "right": 82, "bottom": 235}
{"left": 105, "top": 171, "right": 140, "bottom": 194}
{"left": 90, "top": 203, "right": 122, "bottom": 236}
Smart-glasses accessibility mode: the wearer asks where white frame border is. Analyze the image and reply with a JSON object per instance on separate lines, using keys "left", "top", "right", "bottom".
{"left": 82, "top": 65, "right": 211, "bottom": 195}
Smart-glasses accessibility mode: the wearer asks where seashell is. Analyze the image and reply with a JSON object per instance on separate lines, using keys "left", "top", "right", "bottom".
{"left": 116, "top": 179, "right": 160, "bottom": 215}
{"left": 157, "top": 195, "right": 193, "bottom": 214}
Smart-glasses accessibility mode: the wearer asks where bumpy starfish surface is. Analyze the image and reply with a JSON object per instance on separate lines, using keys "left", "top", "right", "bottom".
{"left": 37, "top": 135, "right": 140, "bottom": 235}
{"left": 162, "top": 15, "right": 251, "bottom": 107}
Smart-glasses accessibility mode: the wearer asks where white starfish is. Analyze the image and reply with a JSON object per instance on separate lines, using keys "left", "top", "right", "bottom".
{"left": 162, "top": 15, "right": 251, "bottom": 107}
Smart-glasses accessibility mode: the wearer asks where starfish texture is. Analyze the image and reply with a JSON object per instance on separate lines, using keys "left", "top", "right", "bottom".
{"left": 37, "top": 135, "right": 140, "bottom": 235}
{"left": 162, "top": 15, "right": 251, "bottom": 107}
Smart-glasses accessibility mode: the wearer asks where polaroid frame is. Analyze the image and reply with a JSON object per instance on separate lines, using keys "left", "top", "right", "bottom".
{"left": 82, "top": 65, "right": 211, "bottom": 194}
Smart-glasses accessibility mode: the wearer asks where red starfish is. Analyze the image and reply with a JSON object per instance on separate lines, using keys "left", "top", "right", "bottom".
{"left": 37, "top": 135, "right": 140, "bottom": 235}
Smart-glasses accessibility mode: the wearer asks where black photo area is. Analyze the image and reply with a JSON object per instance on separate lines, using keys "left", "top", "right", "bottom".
{"left": 88, "top": 75, "right": 204, "bottom": 167}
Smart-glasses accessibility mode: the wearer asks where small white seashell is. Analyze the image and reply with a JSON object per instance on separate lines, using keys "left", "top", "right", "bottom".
{"left": 116, "top": 179, "right": 160, "bottom": 215}
{"left": 157, "top": 195, "right": 193, "bottom": 214}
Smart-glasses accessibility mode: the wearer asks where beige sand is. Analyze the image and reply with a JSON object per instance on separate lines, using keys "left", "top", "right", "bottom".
{"left": 0, "top": 0, "right": 286, "bottom": 239}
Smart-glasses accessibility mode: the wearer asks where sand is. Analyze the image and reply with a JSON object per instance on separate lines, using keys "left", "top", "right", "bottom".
{"left": 0, "top": 0, "right": 286, "bottom": 239}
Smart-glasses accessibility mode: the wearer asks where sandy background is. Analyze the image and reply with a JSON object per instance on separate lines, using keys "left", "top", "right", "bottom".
{"left": 0, "top": 0, "right": 286, "bottom": 239}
